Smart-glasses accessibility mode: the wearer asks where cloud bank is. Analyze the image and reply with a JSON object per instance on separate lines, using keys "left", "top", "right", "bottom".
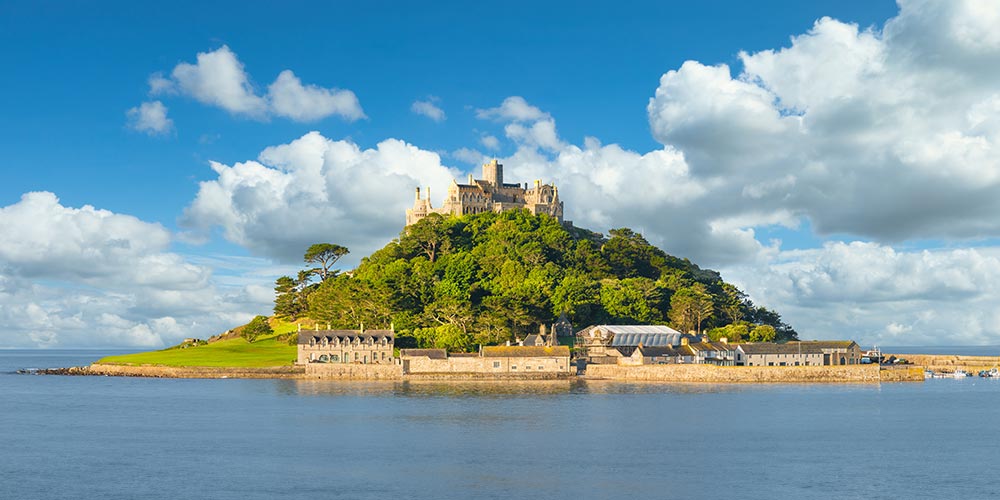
{"left": 0, "top": 193, "right": 274, "bottom": 348}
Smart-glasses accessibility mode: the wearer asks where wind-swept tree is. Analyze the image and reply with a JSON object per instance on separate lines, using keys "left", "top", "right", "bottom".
{"left": 305, "top": 243, "right": 349, "bottom": 281}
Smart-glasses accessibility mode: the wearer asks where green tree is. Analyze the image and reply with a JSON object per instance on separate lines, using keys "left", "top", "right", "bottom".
{"left": 749, "top": 324, "right": 777, "bottom": 342}
{"left": 402, "top": 213, "right": 452, "bottom": 263}
{"left": 304, "top": 243, "right": 349, "bottom": 281}
{"left": 668, "top": 285, "right": 714, "bottom": 334}
{"left": 706, "top": 322, "right": 750, "bottom": 343}
{"left": 242, "top": 315, "right": 273, "bottom": 343}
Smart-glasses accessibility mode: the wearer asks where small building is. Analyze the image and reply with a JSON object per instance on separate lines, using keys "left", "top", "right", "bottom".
{"left": 398, "top": 345, "right": 572, "bottom": 375}
{"left": 481, "top": 346, "right": 571, "bottom": 374}
{"left": 297, "top": 326, "right": 395, "bottom": 365}
{"left": 735, "top": 340, "right": 862, "bottom": 367}
{"left": 620, "top": 338, "right": 736, "bottom": 366}
{"left": 688, "top": 339, "right": 736, "bottom": 366}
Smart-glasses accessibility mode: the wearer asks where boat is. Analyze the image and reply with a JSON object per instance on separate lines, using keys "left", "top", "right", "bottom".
{"left": 952, "top": 370, "right": 969, "bottom": 379}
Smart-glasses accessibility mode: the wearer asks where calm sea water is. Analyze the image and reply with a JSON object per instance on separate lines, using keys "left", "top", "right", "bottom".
{"left": 3, "top": 350, "right": 1000, "bottom": 500}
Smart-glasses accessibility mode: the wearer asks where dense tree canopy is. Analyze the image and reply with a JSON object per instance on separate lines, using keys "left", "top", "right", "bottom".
{"left": 279, "top": 210, "right": 797, "bottom": 349}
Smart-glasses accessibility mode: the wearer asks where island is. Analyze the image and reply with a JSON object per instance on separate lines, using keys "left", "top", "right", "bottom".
{"left": 55, "top": 160, "right": 930, "bottom": 383}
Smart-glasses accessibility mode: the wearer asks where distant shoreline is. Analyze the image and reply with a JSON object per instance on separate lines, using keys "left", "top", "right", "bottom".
{"left": 26, "top": 361, "right": 930, "bottom": 383}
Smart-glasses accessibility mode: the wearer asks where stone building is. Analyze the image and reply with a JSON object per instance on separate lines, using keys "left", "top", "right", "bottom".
{"left": 405, "top": 159, "right": 564, "bottom": 226}
{"left": 735, "top": 340, "right": 862, "bottom": 367}
{"left": 296, "top": 325, "right": 395, "bottom": 365}
{"left": 399, "top": 346, "right": 572, "bottom": 376}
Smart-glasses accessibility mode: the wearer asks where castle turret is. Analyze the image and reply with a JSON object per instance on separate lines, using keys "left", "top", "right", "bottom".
{"left": 483, "top": 159, "right": 503, "bottom": 186}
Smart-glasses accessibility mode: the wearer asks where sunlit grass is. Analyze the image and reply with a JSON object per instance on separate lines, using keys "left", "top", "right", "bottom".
{"left": 97, "top": 318, "right": 300, "bottom": 367}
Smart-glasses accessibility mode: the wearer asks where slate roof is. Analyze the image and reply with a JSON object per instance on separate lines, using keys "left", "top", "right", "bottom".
{"left": 481, "top": 346, "right": 570, "bottom": 358}
{"left": 298, "top": 329, "right": 394, "bottom": 346}
{"left": 635, "top": 346, "right": 681, "bottom": 357}
{"left": 738, "top": 341, "right": 857, "bottom": 355}
{"left": 399, "top": 349, "right": 448, "bottom": 359}
{"left": 522, "top": 334, "right": 542, "bottom": 346}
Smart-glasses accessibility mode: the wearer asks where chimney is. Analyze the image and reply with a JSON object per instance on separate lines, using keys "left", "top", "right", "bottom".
{"left": 425, "top": 186, "right": 430, "bottom": 201}
{"left": 535, "top": 179, "right": 541, "bottom": 188}
{"left": 390, "top": 322, "right": 395, "bottom": 332}
{"left": 540, "top": 324, "right": 547, "bottom": 335}
{"left": 506, "top": 340, "right": 511, "bottom": 346}
{"left": 297, "top": 323, "right": 301, "bottom": 332}
{"left": 359, "top": 322, "right": 364, "bottom": 333}
{"left": 681, "top": 337, "right": 689, "bottom": 346}
{"left": 314, "top": 324, "right": 318, "bottom": 331}
{"left": 468, "top": 173, "right": 474, "bottom": 184}
{"left": 720, "top": 337, "right": 728, "bottom": 344}
{"left": 415, "top": 187, "right": 421, "bottom": 202}
{"left": 701, "top": 335, "right": 710, "bottom": 343}
{"left": 327, "top": 323, "right": 331, "bottom": 331}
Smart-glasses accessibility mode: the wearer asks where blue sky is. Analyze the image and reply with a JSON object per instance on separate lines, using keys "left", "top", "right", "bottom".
{"left": 2, "top": 0, "right": 895, "bottom": 229}
{"left": 4, "top": 0, "right": 1000, "bottom": 348}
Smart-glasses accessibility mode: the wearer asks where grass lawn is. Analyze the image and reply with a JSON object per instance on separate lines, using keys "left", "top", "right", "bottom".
{"left": 97, "top": 318, "right": 299, "bottom": 367}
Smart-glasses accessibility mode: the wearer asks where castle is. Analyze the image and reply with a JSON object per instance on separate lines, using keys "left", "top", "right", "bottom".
{"left": 406, "top": 159, "right": 564, "bottom": 226}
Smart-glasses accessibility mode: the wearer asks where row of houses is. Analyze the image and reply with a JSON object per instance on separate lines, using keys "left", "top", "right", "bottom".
{"left": 296, "top": 325, "right": 572, "bottom": 376}
{"left": 295, "top": 323, "right": 862, "bottom": 374}
{"left": 578, "top": 324, "right": 862, "bottom": 367}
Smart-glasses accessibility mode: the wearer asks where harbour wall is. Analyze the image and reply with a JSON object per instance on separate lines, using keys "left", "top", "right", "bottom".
{"left": 888, "top": 354, "right": 1000, "bottom": 372}
{"left": 586, "top": 364, "right": 924, "bottom": 383}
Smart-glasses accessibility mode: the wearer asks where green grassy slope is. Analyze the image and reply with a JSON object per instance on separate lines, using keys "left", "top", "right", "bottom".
{"left": 97, "top": 319, "right": 299, "bottom": 367}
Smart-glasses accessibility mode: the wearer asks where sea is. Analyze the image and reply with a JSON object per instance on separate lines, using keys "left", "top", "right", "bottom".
{"left": 2, "top": 348, "right": 1000, "bottom": 500}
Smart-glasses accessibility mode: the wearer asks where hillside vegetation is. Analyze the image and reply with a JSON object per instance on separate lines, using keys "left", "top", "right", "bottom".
{"left": 279, "top": 210, "right": 796, "bottom": 351}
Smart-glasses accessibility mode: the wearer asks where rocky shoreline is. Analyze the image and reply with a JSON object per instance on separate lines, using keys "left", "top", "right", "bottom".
{"left": 21, "top": 364, "right": 306, "bottom": 379}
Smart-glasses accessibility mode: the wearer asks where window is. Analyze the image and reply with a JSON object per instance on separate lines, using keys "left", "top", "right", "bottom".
{"left": 355, "top": 352, "right": 359, "bottom": 361}
{"left": 511, "top": 365, "right": 517, "bottom": 370}
{"left": 493, "top": 361, "right": 501, "bottom": 368}
{"left": 526, "top": 366, "right": 531, "bottom": 370}
{"left": 538, "top": 366, "right": 543, "bottom": 370}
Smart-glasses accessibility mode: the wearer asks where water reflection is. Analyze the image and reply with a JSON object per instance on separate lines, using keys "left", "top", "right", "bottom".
{"left": 276, "top": 378, "right": 765, "bottom": 398}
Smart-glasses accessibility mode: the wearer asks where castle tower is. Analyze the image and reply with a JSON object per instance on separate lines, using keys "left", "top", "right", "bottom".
{"left": 483, "top": 159, "right": 503, "bottom": 187}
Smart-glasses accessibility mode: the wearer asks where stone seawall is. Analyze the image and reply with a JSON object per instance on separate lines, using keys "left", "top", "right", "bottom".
{"left": 403, "top": 372, "right": 573, "bottom": 381}
{"left": 303, "top": 363, "right": 402, "bottom": 380}
{"left": 86, "top": 364, "right": 305, "bottom": 379}
{"left": 586, "top": 364, "right": 923, "bottom": 383}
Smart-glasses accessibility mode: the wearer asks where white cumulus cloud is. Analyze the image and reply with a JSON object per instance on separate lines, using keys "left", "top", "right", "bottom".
{"left": 411, "top": 97, "right": 446, "bottom": 122}
{"left": 126, "top": 101, "right": 173, "bottom": 135}
{"left": 146, "top": 45, "right": 364, "bottom": 123}
{"left": 269, "top": 70, "right": 365, "bottom": 122}
{"left": 181, "top": 131, "right": 460, "bottom": 262}
{"left": 0, "top": 193, "right": 275, "bottom": 348}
